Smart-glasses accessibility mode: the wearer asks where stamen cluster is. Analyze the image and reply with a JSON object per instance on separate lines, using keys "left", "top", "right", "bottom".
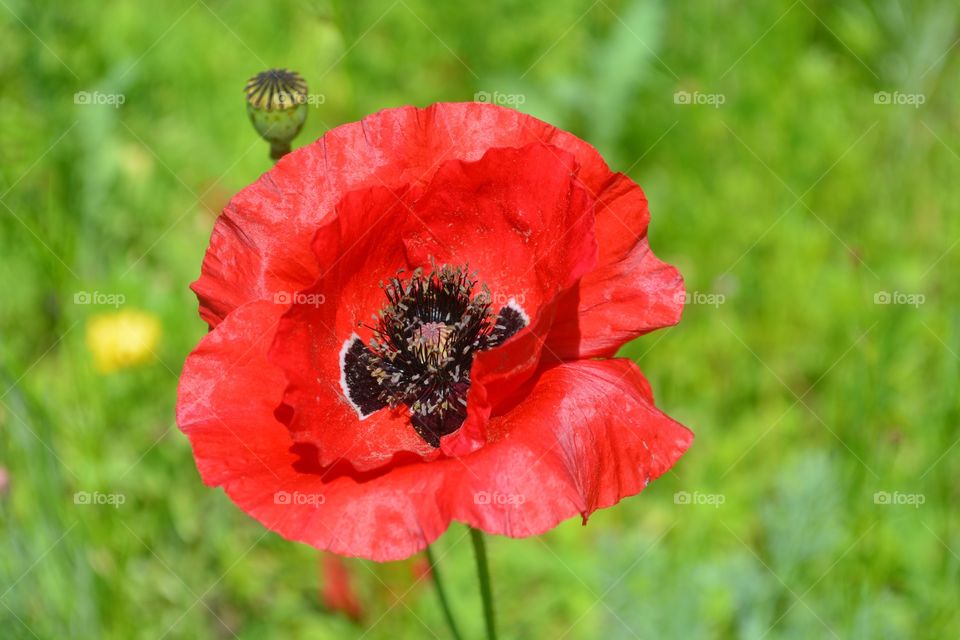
{"left": 363, "top": 265, "right": 495, "bottom": 446}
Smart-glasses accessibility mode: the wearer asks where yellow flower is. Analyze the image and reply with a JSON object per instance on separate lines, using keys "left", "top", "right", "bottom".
{"left": 85, "top": 310, "right": 161, "bottom": 373}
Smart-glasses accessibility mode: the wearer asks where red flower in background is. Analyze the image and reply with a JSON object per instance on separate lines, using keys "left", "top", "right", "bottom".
{"left": 176, "top": 102, "right": 692, "bottom": 561}
{"left": 319, "top": 554, "right": 363, "bottom": 622}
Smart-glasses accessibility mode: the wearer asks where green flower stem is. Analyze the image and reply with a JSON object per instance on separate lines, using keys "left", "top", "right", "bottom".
{"left": 470, "top": 527, "right": 497, "bottom": 640}
{"left": 425, "top": 545, "right": 464, "bottom": 640}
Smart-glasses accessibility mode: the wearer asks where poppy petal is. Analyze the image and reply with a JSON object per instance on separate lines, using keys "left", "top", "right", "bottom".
{"left": 191, "top": 102, "right": 666, "bottom": 338}
{"left": 446, "top": 358, "right": 692, "bottom": 535}
{"left": 267, "top": 185, "right": 440, "bottom": 471}
{"left": 178, "top": 301, "right": 452, "bottom": 560}
{"left": 543, "top": 173, "right": 685, "bottom": 358}
{"left": 178, "top": 304, "right": 689, "bottom": 561}
{"left": 268, "top": 143, "right": 598, "bottom": 468}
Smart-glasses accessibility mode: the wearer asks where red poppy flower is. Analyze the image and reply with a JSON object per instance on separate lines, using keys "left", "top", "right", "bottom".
{"left": 177, "top": 102, "right": 692, "bottom": 561}
{"left": 319, "top": 553, "right": 363, "bottom": 622}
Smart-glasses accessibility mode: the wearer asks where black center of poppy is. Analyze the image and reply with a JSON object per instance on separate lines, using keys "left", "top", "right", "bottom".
{"left": 340, "top": 264, "right": 527, "bottom": 447}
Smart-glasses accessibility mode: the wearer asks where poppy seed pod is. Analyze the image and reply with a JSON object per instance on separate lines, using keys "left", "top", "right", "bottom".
{"left": 244, "top": 68, "right": 308, "bottom": 160}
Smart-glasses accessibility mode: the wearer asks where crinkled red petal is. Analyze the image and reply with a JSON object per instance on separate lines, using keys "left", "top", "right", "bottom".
{"left": 177, "top": 300, "right": 691, "bottom": 561}
{"left": 192, "top": 103, "right": 681, "bottom": 349}
{"left": 269, "top": 143, "right": 597, "bottom": 469}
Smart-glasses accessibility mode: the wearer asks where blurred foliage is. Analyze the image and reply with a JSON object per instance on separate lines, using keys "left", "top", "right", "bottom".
{"left": 1, "top": 0, "right": 958, "bottom": 638}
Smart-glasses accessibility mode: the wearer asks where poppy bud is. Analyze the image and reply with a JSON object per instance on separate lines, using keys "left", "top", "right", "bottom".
{"left": 244, "top": 68, "right": 308, "bottom": 161}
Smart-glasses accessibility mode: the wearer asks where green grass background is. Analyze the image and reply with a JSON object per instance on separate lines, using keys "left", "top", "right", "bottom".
{"left": 1, "top": 0, "right": 958, "bottom": 638}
